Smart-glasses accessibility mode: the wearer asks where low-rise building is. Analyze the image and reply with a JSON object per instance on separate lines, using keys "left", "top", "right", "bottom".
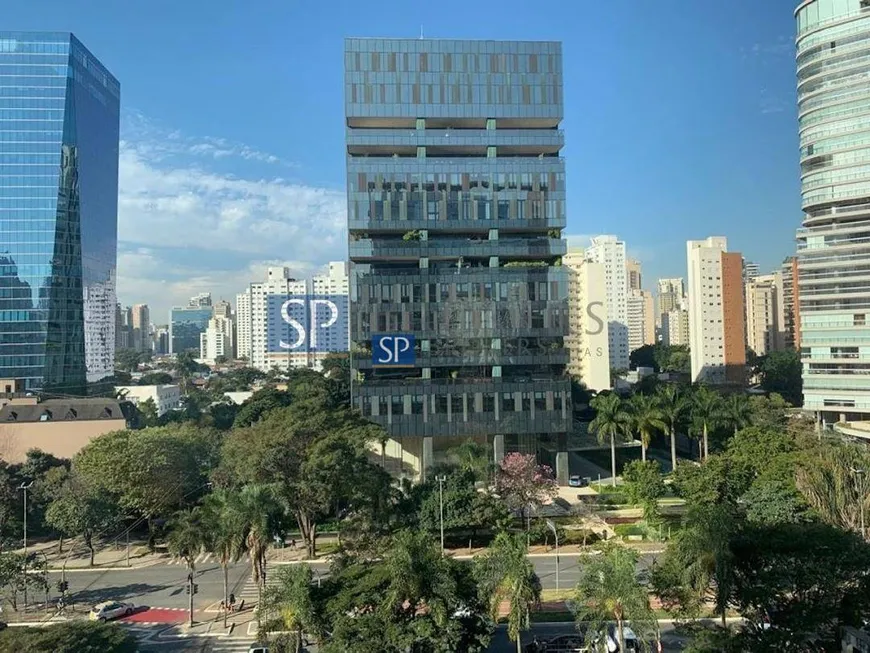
{"left": 115, "top": 385, "right": 181, "bottom": 416}
{"left": 0, "top": 398, "right": 133, "bottom": 463}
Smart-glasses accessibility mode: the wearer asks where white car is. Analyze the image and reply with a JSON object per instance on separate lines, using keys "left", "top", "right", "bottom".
{"left": 89, "top": 601, "right": 134, "bottom": 621}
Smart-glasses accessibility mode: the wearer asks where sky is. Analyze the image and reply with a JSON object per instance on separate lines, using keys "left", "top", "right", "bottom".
{"left": 6, "top": 0, "right": 800, "bottom": 319}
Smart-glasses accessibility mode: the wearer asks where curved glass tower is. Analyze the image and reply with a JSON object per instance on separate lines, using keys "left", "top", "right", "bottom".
{"left": 0, "top": 33, "right": 119, "bottom": 395}
{"left": 797, "top": 1, "right": 870, "bottom": 425}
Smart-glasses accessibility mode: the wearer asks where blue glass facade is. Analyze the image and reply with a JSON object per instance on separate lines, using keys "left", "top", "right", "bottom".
{"left": 346, "top": 39, "right": 570, "bottom": 476}
{"left": 169, "top": 307, "right": 213, "bottom": 355}
{"left": 0, "top": 32, "right": 119, "bottom": 394}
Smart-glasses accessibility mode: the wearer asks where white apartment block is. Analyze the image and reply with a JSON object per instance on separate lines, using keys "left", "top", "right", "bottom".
{"left": 115, "top": 384, "right": 181, "bottom": 416}
{"left": 745, "top": 273, "right": 785, "bottom": 356}
{"left": 237, "top": 262, "right": 349, "bottom": 373}
{"left": 200, "top": 316, "right": 234, "bottom": 364}
{"left": 686, "top": 237, "right": 746, "bottom": 384}
{"left": 563, "top": 250, "right": 611, "bottom": 392}
{"left": 585, "top": 236, "right": 629, "bottom": 370}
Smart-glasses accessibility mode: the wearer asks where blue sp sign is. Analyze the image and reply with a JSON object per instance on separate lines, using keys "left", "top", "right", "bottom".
{"left": 266, "top": 294, "right": 349, "bottom": 353}
{"left": 372, "top": 334, "right": 415, "bottom": 367}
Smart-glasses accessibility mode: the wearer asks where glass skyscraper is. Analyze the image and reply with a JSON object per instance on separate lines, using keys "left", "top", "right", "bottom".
{"left": 795, "top": 2, "right": 870, "bottom": 427}
{"left": 0, "top": 32, "right": 119, "bottom": 394}
{"left": 346, "top": 38, "right": 570, "bottom": 481}
{"left": 169, "top": 307, "right": 213, "bottom": 355}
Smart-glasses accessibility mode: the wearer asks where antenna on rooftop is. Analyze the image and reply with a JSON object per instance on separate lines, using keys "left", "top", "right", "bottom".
{"left": 420, "top": 25, "right": 424, "bottom": 39}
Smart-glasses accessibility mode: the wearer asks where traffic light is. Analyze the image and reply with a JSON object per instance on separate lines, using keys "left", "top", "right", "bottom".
{"left": 56, "top": 580, "right": 68, "bottom": 593}
{"left": 193, "top": 584, "right": 199, "bottom": 595}
{"left": 185, "top": 585, "right": 190, "bottom": 595}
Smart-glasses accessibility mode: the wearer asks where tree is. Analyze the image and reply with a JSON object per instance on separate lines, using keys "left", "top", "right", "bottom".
{"left": 722, "top": 394, "right": 752, "bottom": 436}
{"left": 653, "top": 503, "right": 738, "bottom": 627}
{"left": 729, "top": 521, "right": 870, "bottom": 647}
{"left": 629, "top": 344, "right": 657, "bottom": 371}
{"left": 417, "top": 470, "right": 508, "bottom": 549}
{"left": 167, "top": 508, "right": 207, "bottom": 626}
{"left": 214, "top": 354, "right": 229, "bottom": 365}
{"left": 173, "top": 350, "right": 201, "bottom": 392}
{"left": 201, "top": 489, "right": 247, "bottom": 627}
{"left": 0, "top": 551, "right": 48, "bottom": 612}
{"left": 574, "top": 543, "right": 657, "bottom": 653}
{"left": 622, "top": 460, "right": 665, "bottom": 524}
{"left": 138, "top": 371, "right": 173, "bottom": 386}
{"left": 475, "top": 532, "right": 540, "bottom": 653}
{"left": 759, "top": 349, "right": 802, "bottom": 406}
{"left": 691, "top": 385, "right": 724, "bottom": 460}
{"left": 671, "top": 457, "right": 751, "bottom": 510}
{"left": 449, "top": 439, "right": 492, "bottom": 484}
{"left": 0, "top": 621, "right": 138, "bottom": 652}
{"left": 796, "top": 443, "right": 870, "bottom": 536}
{"left": 628, "top": 393, "right": 666, "bottom": 462}
{"left": 74, "top": 423, "right": 221, "bottom": 544}
{"left": 45, "top": 475, "right": 119, "bottom": 566}
{"left": 114, "top": 348, "right": 142, "bottom": 373}
{"left": 495, "top": 453, "right": 557, "bottom": 527}
{"left": 656, "top": 385, "right": 689, "bottom": 472}
{"left": 742, "top": 479, "right": 807, "bottom": 526}
{"left": 237, "top": 484, "right": 283, "bottom": 622}
{"left": 262, "top": 564, "right": 319, "bottom": 653}
{"left": 0, "top": 462, "right": 23, "bottom": 551}
{"left": 220, "top": 399, "right": 394, "bottom": 559}
{"left": 232, "top": 387, "right": 293, "bottom": 428}
{"left": 136, "top": 397, "right": 160, "bottom": 427}
{"left": 589, "top": 393, "right": 630, "bottom": 487}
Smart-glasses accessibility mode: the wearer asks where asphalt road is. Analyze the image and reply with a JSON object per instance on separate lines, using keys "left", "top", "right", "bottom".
{"left": 490, "top": 622, "right": 690, "bottom": 652}
{"left": 59, "top": 552, "right": 661, "bottom": 613}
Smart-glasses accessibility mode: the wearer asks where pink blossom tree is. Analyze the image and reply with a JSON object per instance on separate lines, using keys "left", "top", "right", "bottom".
{"left": 496, "top": 453, "right": 558, "bottom": 525}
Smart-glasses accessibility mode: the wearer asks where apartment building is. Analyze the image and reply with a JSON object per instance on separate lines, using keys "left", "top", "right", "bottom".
{"left": 564, "top": 249, "right": 610, "bottom": 392}
{"left": 586, "top": 236, "right": 629, "bottom": 370}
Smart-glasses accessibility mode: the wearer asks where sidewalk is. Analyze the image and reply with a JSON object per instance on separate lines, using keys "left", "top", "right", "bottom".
{"left": 12, "top": 539, "right": 167, "bottom": 571}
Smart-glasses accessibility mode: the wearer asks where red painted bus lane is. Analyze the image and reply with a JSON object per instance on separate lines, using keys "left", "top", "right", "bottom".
{"left": 118, "top": 607, "right": 189, "bottom": 624}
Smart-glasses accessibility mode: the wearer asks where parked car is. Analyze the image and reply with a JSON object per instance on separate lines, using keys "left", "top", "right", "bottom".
{"left": 568, "top": 475, "right": 582, "bottom": 487}
{"left": 89, "top": 601, "right": 134, "bottom": 621}
{"left": 248, "top": 645, "right": 269, "bottom": 653}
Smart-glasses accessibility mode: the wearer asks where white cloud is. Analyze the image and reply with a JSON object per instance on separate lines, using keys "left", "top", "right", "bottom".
{"left": 116, "top": 113, "right": 347, "bottom": 316}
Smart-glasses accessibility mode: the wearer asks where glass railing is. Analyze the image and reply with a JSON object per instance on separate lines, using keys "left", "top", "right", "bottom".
{"left": 801, "top": 117, "right": 870, "bottom": 146}
{"left": 350, "top": 238, "right": 566, "bottom": 258}
{"left": 799, "top": 10, "right": 870, "bottom": 41}
{"left": 798, "top": 35, "right": 870, "bottom": 70}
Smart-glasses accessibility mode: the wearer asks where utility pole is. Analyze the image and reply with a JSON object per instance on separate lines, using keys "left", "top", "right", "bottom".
{"left": 546, "top": 520, "right": 560, "bottom": 592}
{"left": 18, "top": 481, "right": 32, "bottom": 611}
{"left": 126, "top": 530, "right": 130, "bottom": 568}
{"left": 436, "top": 475, "right": 446, "bottom": 554}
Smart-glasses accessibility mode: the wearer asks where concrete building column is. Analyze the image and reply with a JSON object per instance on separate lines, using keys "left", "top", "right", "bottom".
{"left": 422, "top": 436, "right": 433, "bottom": 482}
{"left": 493, "top": 433, "right": 505, "bottom": 467}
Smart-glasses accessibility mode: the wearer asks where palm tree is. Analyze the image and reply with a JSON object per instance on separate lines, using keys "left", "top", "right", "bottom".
{"left": 167, "top": 508, "right": 206, "bottom": 626}
{"left": 574, "top": 542, "right": 657, "bottom": 652}
{"left": 723, "top": 394, "right": 752, "bottom": 435}
{"left": 589, "top": 393, "right": 630, "bottom": 487}
{"left": 261, "top": 565, "right": 319, "bottom": 653}
{"left": 628, "top": 393, "right": 667, "bottom": 463}
{"left": 237, "top": 484, "right": 282, "bottom": 625}
{"left": 202, "top": 490, "right": 247, "bottom": 628}
{"left": 656, "top": 385, "right": 689, "bottom": 472}
{"left": 691, "top": 385, "right": 724, "bottom": 460}
{"left": 664, "top": 504, "right": 736, "bottom": 627}
{"left": 475, "top": 532, "right": 541, "bottom": 653}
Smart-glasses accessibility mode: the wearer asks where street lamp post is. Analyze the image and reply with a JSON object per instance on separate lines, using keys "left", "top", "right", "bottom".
{"left": 546, "top": 520, "right": 560, "bottom": 592}
{"left": 852, "top": 468, "right": 866, "bottom": 539}
{"left": 436, "top": 475, "right": 447, "bottom": 554}
{"left": 18, "top": 481, "right": 33, "bottom": 611}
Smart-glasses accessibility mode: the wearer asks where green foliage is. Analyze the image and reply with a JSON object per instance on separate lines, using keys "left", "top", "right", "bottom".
{"left": 690, "top": 385, "right": 725, "bottom": 459}
{"left": 630, "top": 344, "right": 691, "bottom": 374}
{"left": 573, "top": 543, "right": 657, "bottom": 650}
{"left": 759, "top": 349, "right": 802, "bottom": 406}
{"left": 747, "top": 393, "right": 791, "bottom": 431}
{"left": 0, "top": 551, "right": 48, "bottom": 612}
{"left": 136, "top": 397, "right": 160, "bottom": 427}
{"left": 622, "top": 460, "right": 665, "bottom": 523}
{"left": 475, "top": 531, "right": 540, "bottom": 648}
{"left": 742, "top": 479, "right": 808, "bottom": 526}
{"left": 232, "top": 387, "right": 293, "bottom": 428}
{"left": 219, "top": 394, "right": 388, "bottom": 558}
{"left": 671, "top": 458, "right": 751, "bottom": 509}
{"left": 45, "top": 474, "right": 120, "bottom": 566}
{"left": 656, "top": 384, "right": 690, "bottom": 470}
{"left": 627, "top": 393, "right": 666, "bottom": 459}
{"left": 138, "top": 371, "right": 173, "bottom": 386}
{"left": 114, "top": 348, "right": 147, "bottom": 373}
{"left": 261, "top": 564, "right": 320, "bottom": 649}
{"left": 796, "top": 442, "right": 870, "bottom": 535}
{"left": 73, "top": 423, "right": 221, "bottom": 526}
{"left": 589, "top": 392, "right": 631, "bottom": 485}
{"left": 402, "top": 229, "right": 422, "bottom": 241}
{"left": 0, "top": 620, "right": 138, "bottom": 652}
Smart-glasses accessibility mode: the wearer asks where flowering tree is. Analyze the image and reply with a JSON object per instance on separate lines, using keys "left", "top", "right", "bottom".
{"left": 496, "top": 453, "right": 558, "bottom": 525}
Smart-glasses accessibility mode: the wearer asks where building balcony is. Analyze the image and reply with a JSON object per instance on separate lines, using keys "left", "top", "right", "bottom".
{"left": 353, "top": 350, "right": 569, "bottom": 369}
{"left": 349, "top": 215, "right": 566, "bottom": 232}
{"left": 359, "top": 409, "right": 570, "bottom": 438}
{"left": 351, "top": 265, "right": 568, "bottom": 283}
{"left": 349, "top": 237, "right": 565, "bottom": 261}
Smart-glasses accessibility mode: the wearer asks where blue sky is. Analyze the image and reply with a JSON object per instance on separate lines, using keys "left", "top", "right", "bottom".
{"left": 6, "top": 0, "right": 799, "bottom": 316}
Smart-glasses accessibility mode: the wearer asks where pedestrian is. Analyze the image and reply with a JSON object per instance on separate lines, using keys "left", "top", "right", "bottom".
{"left": 290, "top": 538, "right": 296, "bottom": 550}
{"left": 229, "top": 593, "right": 236, "bottom": 612}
